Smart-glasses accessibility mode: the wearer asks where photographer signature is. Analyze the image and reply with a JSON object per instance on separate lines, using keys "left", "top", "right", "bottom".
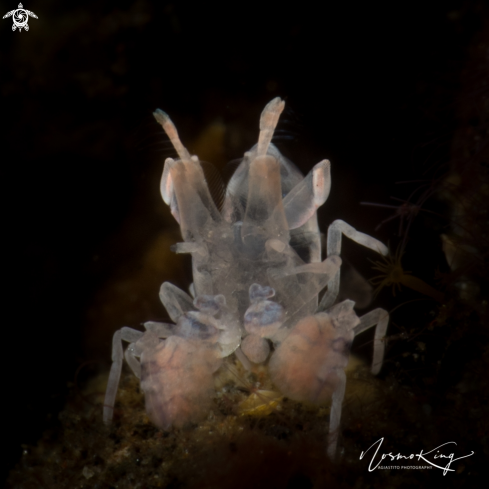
{"left": 360, "top": 437, "right": 474, "bottom": 475}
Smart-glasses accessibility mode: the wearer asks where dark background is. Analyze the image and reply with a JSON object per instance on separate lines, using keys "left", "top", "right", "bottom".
{"left": 2, "top": 0, "right": 488, "bottom": 484}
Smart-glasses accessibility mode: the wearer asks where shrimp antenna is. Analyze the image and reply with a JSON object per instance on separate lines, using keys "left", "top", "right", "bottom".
{"left": 153, "top": 109, "right": 191, "bottom": 161}
{"left": 257, "top": 97, "right": 285, "bottom": 156}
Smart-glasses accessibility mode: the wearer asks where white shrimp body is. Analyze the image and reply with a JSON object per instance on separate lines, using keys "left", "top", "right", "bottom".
{"left": 158, "top": 98, "right": 332, "bottom": 346}
{"left": 104, "top": 98, "right": 389, "bottom": 458}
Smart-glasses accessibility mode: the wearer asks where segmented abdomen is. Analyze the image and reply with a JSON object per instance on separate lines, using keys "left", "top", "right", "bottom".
{"left": 268, "top": 314, "right": 348, "bottom": 404}
{"left": 140, "top": 336, "right": 222, "bottom": 428}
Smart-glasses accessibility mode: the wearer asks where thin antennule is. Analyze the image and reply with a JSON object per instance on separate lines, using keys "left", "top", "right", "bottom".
{"left": 257, "top": 97, "right": 285, "bottom": 156}
{"left": 153, "top": 109, "right": 191, "bottom": 161}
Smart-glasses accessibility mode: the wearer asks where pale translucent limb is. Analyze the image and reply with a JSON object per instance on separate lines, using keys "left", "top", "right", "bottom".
{"left": 120, "top": 326, "right": 145, "bottom": 342}
{"left": 154, "top": 109, "right": 221, "bottom": 233}
{"left": 160, "top": 157, "right": 176, "bottom": 205}
{"left": 283, "top": 160, "right": 331, "bottom": 229}
{"left": 271, "top": 254, "right": 341, "bottom": 280}
{"left": 159, "top": 155, "right": 211, "bottom": 224}
{"left": 354, "top": 308, "right": 389, "bottom": 375}
{"left": 103, "top": 330, "right": 122, "bottom": 426}
{"left": 222, "top": 142, "right": 304, "bottom": 225}
{"left": 289, "top": 216, "right": 322, "bottom": 265}
{"left": 165, "top": 158, "right": 222, "bottom": 239}
{"left": 159, "top": 282, "right": 195, "bottom": 323}
{"left": 318, "top": 272, "right": 340, "bottom": 312}
{"left": 157, "top": 157, "right": 181, "bottom": 222}
{"left": 327, "top": 370, "right": 346, "bottom": 459}
{"left": 125, "top": 347, "right": 142, "bottom": 379}
{"left": 257, "top": 97, "right": 285, "bottom": 156}
{"left": 143, "top": 321, "right": 174, "bottom": 338}
{"left": 120, "top": 327, "right": 145, "bottom": 378}
{"left": 104, "top": 327, "right": 143, "bottom": 425}
{"left": 153, "top": 109, "right": 191, "bottom": 161}
{"left": 319, "top": 220, "right": 388, "bottom": 311}
{"left": 103, "top": 322, "right": 176, "bottom": 425}
{"left": 327, "top": 219, "right": 388, "bottom": 257}
{"left": 242, "top": 154, "right": 289, "bottom": 239}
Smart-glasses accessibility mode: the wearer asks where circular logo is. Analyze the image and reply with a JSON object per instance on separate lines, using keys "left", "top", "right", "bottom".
{"left": 12, "top": 8, "right": 28, "bottom": 30}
